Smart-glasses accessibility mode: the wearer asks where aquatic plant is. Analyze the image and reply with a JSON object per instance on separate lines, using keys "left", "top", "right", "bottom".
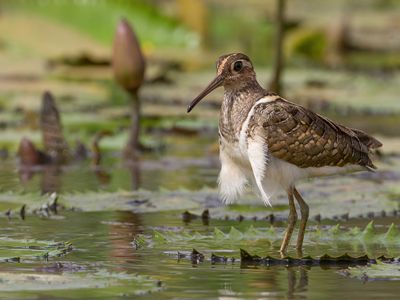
{"left": 112, "top": 18, "right": 146, "bottom": 159}
{"left": 137, "top": 222, "right": 400, "bottom": 251}
{"left": 40, "top": 91, "right": 70, "bottom": 164}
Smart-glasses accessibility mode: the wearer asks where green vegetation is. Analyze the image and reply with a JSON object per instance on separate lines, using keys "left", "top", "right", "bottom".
{"left": 137, "top": 222, "right": 400, "bottom": 254}
{"left": 0, "top": 270, "right": 160, "bottom": 296}
{"left": 344, "top": 261, "right": 400, "bottom": 281}
{"left": 286, "top": 28, "right": 327, "bottom": 62}
{"left": 6, "top": 0, "right": 198, "bottom": 49}
{"left": 0, "top": 238, "right": 72, "bottom": 262}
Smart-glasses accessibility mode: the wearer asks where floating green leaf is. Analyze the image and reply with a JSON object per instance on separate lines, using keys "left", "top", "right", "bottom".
{"left": 140, "top": 223, "right": 400, "bottom": 250}
{"left": 170, "top": 249, "right": 398, "bottom": 268}
{"left": 240, "top": 249, "right": 394, "bottom": 266}
{"left": 0, "top": 237, "right": 72, "bottom": 262}
{"left": 343, "top": 261, "right": 400, "bottom": 281}
{"left": 0, "top": 270, "right": 161, "bottom": 296}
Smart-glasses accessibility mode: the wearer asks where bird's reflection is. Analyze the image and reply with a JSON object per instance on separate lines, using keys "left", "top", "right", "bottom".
{"left": 124, "top": 159, "right": 141, "bottom": 190}
{"left": 19, "top": 165, "right": 62, "bottom": 195}
{"left": 287, "top": 267, "right": 308, "bottom": 299}
{"left": 108, "top": 211, "right": 143, "bottom": 272}
{"left": 239, "top": 264, "right": 309, "bottom": 299}
{"left": 41, "top": 165, "right": 62, "bottom": 194}
{"left": 93, "top": 168, "right": 112, "bottom": 185}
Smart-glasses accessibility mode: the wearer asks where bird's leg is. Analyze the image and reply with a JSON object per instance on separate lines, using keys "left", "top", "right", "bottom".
{"left": 280, "top": 187, "right": 297, "bottom": 254}
{"left": 293, "top": 187, "right": 309, "bottom": 252}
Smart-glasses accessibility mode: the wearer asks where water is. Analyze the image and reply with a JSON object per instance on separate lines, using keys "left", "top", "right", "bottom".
{"left": 0, "top": 119, "right": 399, "bottom": 298}
{"left": 0, "top": 211, "right": 399, "bottom": 299}
{"left": 0, "top": 134, "right": 220, "bottom": 194}
{"left": 0, "top": 121, "right": 399, "bottom": 299}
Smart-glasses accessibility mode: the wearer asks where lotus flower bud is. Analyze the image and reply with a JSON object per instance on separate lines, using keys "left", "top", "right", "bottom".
{"left": 112, "top": 18, "right": 146, "bottom": 93}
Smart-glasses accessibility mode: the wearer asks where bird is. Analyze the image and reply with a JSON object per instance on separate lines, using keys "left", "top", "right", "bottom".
{"left": 187, "top": 53, "right": 382, "bottom": 254}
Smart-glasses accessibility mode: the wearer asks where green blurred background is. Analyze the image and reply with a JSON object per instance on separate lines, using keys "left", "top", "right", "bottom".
{"left": 3, "top": 0, "right": 400, "bottom": 67}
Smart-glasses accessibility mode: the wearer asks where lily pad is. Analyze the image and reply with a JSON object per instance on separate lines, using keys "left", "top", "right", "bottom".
{"left": 239, "top": 249, "right": 386, "bottom": 266}
{"left": 137, "top": 223, "right": 400, "bottom": 254}
{"left": 0, "top": 270, "right": 161, "bottom": 297}
{"left": 0, "top": 237, "right": 72, "bottom": 262}
{"left": 342, "top": 261, "right": 400, "bottom": 281}
{"left": 165, "top": 248, "right": 397, "bottom": 267}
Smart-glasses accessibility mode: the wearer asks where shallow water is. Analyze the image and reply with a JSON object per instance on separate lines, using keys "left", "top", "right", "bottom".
{"left": 0, "top": 211, "right": 399, "bottom": 299}
{"left": 0, "top": 121, "right": 399, "bottom": 299}
{"left": 0, "top": 117, "right": 399, "bottom": 298}
{"left": 0, "top": 134, "right": 220, "bottom": 194}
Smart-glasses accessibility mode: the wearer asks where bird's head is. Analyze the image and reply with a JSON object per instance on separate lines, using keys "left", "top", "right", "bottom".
{"left": 187, "top": 53, "right": 255, "bottom": 113}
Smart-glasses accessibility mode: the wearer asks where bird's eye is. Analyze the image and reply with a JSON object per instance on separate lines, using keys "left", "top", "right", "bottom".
{"left": 233, "top": 61, "right": 243, "bottom": 72}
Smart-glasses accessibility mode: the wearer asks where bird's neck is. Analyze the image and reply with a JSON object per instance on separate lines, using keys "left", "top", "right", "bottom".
{"left": 219, "top": 79, "right": 266, "bottom": 143}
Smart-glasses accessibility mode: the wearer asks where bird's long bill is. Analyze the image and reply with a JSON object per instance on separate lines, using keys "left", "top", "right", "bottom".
{"left": 187, "top": 75, "right": 224, "bottom": 113}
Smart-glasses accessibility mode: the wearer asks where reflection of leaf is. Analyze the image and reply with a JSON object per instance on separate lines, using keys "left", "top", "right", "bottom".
{"left": 343, "top": 261, "right": 400, "bottom": 281}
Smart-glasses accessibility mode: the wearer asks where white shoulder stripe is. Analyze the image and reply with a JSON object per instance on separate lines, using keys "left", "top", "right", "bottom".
{"left": 239, "top": 95, "right": 279, "bottom": 150}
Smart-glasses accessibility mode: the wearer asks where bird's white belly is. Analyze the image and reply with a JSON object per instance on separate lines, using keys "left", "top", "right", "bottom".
{"left": 218, "top": 139, "right": 296, "bottom": 204}
{"left": 218, "top": 139, "right": 364, "bottom": 205}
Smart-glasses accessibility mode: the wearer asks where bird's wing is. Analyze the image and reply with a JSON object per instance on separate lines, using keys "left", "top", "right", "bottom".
{"left": 349, "top": 127, "right": 382, "bottom": 149}
{"left": 248, "top": 98, "right": 380, "bottom": 169}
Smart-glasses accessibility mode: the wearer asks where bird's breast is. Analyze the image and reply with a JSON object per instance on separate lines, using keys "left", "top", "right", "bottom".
{"left": 219, "top": 135, "right": 252, "bottom": 170}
